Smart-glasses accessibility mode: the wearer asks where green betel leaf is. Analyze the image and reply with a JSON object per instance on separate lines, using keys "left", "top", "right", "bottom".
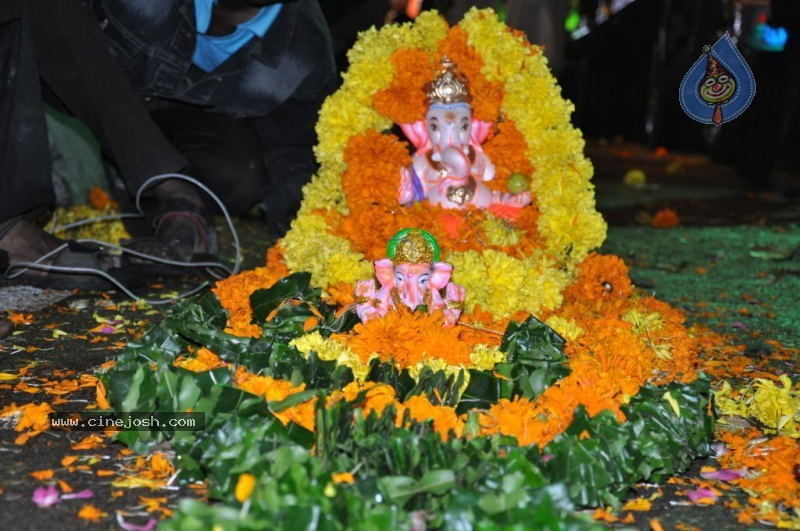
{"left": 498, "top": 315, "right": 570, "bottom": 400}
{"left": 268, "top": 389, "right": 319, "bottom": 413}
{"left": 167, "top": 290, "right": 229, "bottom": 329}
{"left": 166, "top": 319, "right": 253, "bottom": 361}
{"left": 415, "top": 469, "right": 457, "bottom": 496}
{"left": 250, "top": 271, "right": 315, "bottom": 323}
{"left": 379, "top": 469, "right": 456, "bottom": 507}
{"left": 319, "top": 307, "right": 360, "bottom": 336}
{"left": 500, "top": 315, "right": 567, "bottom": 364}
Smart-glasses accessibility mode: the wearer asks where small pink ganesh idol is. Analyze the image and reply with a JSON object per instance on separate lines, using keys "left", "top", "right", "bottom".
{"left": 354, "top": 228, "right": 465, "bottom": 326}
{"left": 398, "top": 57, "right": 531, "bottom": 214}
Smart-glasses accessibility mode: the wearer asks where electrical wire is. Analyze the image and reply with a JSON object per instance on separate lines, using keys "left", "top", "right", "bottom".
{"left": 3, "top": 173, "right": 243, "bottom": 305}
{"left": 48, "top": 212, "right": 143, "bottom": 232}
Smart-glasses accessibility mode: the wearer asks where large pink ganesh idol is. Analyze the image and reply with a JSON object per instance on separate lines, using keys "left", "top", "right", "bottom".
{"left": 355, "top": 228, "right": 465, "bottom": 326}
{"left": 398, "top": 57, "right": 531, "bottom": 212}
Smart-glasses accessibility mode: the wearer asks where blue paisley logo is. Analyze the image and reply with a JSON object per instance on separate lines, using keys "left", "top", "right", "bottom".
{"left": 679, "top": 33, "right": 756, "bottom": 126}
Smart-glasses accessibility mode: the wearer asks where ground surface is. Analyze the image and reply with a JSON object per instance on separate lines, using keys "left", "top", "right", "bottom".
{"left": 1, "top": 138, "right": 798, "bottom": 530}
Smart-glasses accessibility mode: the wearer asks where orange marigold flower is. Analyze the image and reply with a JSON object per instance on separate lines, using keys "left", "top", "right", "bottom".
{"left": 233, "top": 367, "right": 316, "bottom": 430}
{"left": 29, "top": 469, "right": 54, "bottom": 481}
{"left": 88, "top": 186, "right": 117, "bottom": 210}
{"left": 212, "top": 266, "right": 287, "bottom": 337}
{"left": 397, "top": 394, "right": 464, "bottom": 441}
{"left": 327, "top": 381, "right": 397, "bottom": 419}
{"left": 71, "top": 433, "right": 104, "bottom": 451}
{"left": 718, "top": 429, "right": 800, "bottom": 522}
{"left": 436, "top": 27, "right": 503, "bottom": 122}
{"left": 0, "top": 402, "right": 55, "bottom": 445}
{"left": 174, "top": 347, "right": 225, "bottom": 373}
{"left": 335, "top": 310, "right": 473, "bottom": 370}
{"left": 481, "top": 119, "right": 535, "bottom": 190}
{"left": 651, "top": 208, "right": 680, "bottom": 228}
{"left": 325, "top": 282, "right": 357, "bottom": 308}
{"left": 234, "top": 366, "right": 306, "bottom": 401}
{"left": 563, "top": 253, "right": 634, "bottom": 304}
{"left": 373, "top": 48, "right": 436, "bottom": 123}
{"left": 7, "top": 311, "right": 34, "bottom": 325}
{"left": 479, "top": 396, "right": 550, "bottom": 446}
{"left": 342, "top": 131, "right": 411, "bottom": 211}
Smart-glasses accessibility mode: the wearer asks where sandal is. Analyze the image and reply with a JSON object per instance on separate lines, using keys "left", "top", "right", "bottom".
{"left": 151, "top": 197, "right": 219, "bottom": 262}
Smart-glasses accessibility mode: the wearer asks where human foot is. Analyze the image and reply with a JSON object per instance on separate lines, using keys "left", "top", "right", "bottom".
{"left": 0, "top": 219, "right": 126, "bottom": 290}
{"left": 147, "top": 180, "right": 219, "bottom": 261}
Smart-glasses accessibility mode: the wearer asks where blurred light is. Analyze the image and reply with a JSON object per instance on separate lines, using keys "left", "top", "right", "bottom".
{"left": 750, "top": 22, "right": 788, "bottom": 52}
{"left": 565, "top": 9, "right": 581, "bottom": 33}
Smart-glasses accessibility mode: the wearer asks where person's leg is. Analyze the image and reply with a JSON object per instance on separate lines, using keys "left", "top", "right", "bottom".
{"left": 118, "top": 104, "right": 267, "bottom": 259}
{"left": 0, "top": 1, "right": 68, "bottom": 274}
{"left": 27, "top": 0, "right": 221, "bottom": 260}
{"left": 0, "top": 0, "right": 53, "bottom": 223}
{"left": 27, "top": 0, "right": 188, "bottom": 193}
{"left": 151, "top": 105, "right": 269, "bottom": 217}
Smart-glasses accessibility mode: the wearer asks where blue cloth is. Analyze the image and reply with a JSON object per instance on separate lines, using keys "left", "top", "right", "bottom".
{"left": 192, "top": 0, "right": 283, "bottom": 72}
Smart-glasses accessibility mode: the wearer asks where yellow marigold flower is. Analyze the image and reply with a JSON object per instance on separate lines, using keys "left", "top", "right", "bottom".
{"left": 460, "top": 8, "right": 531, "bottom": 82}
{"left": 407, "top": 357, "right": 465, "bottom": 386}
{"left": 449, "top": 251, "right": 490, "bottom": 311}
{"left": 290, "top": 332, "right": 372, "bottom": 383}
{"left": 51, "top": 204, "right": 130, "bottom": 246}
{"left": 545, "top": 316, "right": 584, "bottom": 342}
{"left": 469, "top": 344, "right": 505, "bottom": 371}
{"left": 749, "top": 376, "right": 799, "bottom": 436}
{"left": 481, "top": 215, "right": 522, "bottom": 247}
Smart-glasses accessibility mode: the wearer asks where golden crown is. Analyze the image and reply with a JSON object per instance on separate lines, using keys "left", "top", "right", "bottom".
{"left": 388, "top": 228, "right": 440, "bottom": 264}
{"left": 424, "top": 56, "right": 471, "bottom": 106}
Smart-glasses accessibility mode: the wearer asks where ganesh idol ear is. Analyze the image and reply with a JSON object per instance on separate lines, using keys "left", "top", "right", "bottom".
{"left": 470, "top": 119, "right": 492, "bottom": 145}
{"left": 429, "top": 262, "right": 454, "bottom": 290}
{"left": 399, "top": 121, "right": 431, "bottom": 151}
{"left": 374, "top": 258, "right": 395, "bottom": 287}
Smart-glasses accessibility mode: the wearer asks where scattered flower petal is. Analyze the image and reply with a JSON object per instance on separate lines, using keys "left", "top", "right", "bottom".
{"left": 686, "top": 487, "right": 719, "bottom": 505}
{"left": 235, "top": 473, "right": 256, "bottom": 503}
{"left": 29, "top": 469, "right": 54, "bottom": 481}
{"left": 32, "top": 485, "right": 61, "bottom": 508}
{"left": 62, "top": 489, "right": 93, "bottom": 500}
{"left": 331, "top": 472, "right": 355, "bottom": 485}
{"left": 116, "top": 513, "right": 157, "bottom": 531}
{"left": 700, "top": 468, "right": 746, "bottom": 481}
{"left": 622, "top": 497, "right": 652, "bottom": 511}
{"left": 77, "top": 504, "right": 106, "bottom": 522}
